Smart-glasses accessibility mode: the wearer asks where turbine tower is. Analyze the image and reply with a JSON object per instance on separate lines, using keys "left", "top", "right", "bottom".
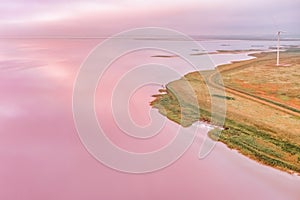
{"left": 276, "top": 31, "right": 282, "bottom": 66}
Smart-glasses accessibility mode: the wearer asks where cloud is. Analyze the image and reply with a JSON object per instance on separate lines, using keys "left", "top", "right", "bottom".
{"left": 0, "top": 0, "right": 299, "bottom": 36}
{"left": 0, "top": 60, "right": 45, "bottom": 71}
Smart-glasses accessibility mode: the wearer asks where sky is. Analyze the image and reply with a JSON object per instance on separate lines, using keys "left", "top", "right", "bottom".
{"left": 0, "top": 0, "right": 299, "bottom": 37}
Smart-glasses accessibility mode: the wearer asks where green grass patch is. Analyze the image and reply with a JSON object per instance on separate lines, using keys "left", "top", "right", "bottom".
{"left": 212, "top": 94, "right": 235, "bottom": 100}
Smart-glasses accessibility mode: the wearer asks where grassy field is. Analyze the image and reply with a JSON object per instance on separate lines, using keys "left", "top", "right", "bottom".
{"left": 151, "top": 49, "right": 300, "bottom": 174}
{"left": 221, "top": 49, "right": 300, "bottom": 110}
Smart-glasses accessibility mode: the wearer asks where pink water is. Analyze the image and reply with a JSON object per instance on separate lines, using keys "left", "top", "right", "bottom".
{"left": 0, "top": 39, "right": 299, "bottom": 200}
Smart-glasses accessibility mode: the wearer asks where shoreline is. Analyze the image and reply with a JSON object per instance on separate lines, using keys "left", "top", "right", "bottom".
{"left": 215, "top": 137, "right": 300, "bottom": 178}
{"left": 151, "top": 48, "right": 300, "bottom": 175}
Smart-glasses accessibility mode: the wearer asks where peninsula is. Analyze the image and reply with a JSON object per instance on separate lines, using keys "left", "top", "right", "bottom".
{"left": 151, "top": 48, "right": 300, "bottom": 174}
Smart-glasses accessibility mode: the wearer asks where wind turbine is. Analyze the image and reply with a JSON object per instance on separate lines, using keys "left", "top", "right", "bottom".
{"left": 276, "top": 31, "right": 283, "bottom": 66}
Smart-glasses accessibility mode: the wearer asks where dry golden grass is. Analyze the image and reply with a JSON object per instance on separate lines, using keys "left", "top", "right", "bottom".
{"left": 222, "top": 51, "right": 300, "bottom": 110}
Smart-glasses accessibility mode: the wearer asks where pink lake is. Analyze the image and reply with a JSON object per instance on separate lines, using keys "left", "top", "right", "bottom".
{"left": 0, "top": 38, "right": 299, "bottom": 200}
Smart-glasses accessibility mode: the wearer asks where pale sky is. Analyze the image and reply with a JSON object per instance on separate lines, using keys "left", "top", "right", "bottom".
{"left": 0, "top": 0, "right": 299, "bottom": 37}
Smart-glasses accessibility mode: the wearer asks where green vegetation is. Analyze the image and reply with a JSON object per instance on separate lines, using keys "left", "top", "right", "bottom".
{"left": 209, "top": 119, "right": 300, "bottom": 173}
{"left": 152, "top": 86, "right": 300, "bottom": 173}
{"left": 212, "top": 94, "right": 235, "bottom": 100}
{"left": 151, "top": 49, "right": 300, "bottom": 174}
{"left": 151, "top": 83, "right": 209, "bottom": 127}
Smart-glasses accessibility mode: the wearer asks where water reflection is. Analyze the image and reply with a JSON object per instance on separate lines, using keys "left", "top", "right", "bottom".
{"left": 0, "top": 38, "right": 299, "bottom": 199}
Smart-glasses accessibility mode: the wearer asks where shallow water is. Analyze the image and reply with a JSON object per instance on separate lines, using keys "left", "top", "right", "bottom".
{"left": 0, "top": 38, "right": 299, "bottom": 199}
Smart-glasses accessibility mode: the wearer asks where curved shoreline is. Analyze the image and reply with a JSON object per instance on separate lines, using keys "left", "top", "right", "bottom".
{"left": 151, "top": 49, "right": 300, "bottom": 175}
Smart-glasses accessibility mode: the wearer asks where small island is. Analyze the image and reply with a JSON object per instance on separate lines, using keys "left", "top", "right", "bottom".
{"left": 151, "top": 48, "right": 300, "bottom": 174}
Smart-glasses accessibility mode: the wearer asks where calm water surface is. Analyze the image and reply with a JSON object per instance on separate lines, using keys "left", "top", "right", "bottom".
{"left": 0, "top": 38, "right": 299, "bottom": 199}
